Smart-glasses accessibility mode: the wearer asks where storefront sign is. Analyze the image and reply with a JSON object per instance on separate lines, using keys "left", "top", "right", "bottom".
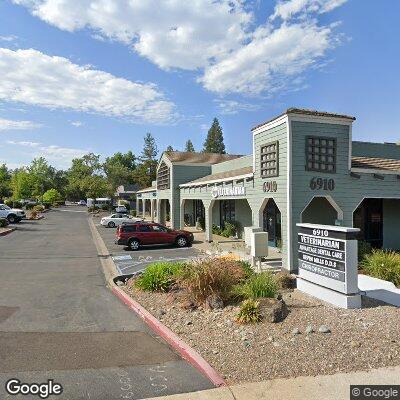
{"left": 296, "top": 223, "right": 361, "bottom": 309}
{"left": 211, "top": 186, "right": 246, "bottom": 198}
{"left": 309, "top": 177, "right": 335, "bottom": 191}
{"left": 263, "top": 181, "right": 278, "bottom": 192}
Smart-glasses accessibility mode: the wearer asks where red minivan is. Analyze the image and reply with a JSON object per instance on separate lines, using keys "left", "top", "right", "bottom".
{"left": 115, "top": 222, "right": 194, "bottom": 250}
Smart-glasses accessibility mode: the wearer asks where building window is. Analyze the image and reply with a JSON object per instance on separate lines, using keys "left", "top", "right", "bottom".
{"left": 157, "top": 161, "right": 170, "bottom": 190}
{"left": 260, "top": 141, "right": 279, "bottom": 178}
{"left": 306, "top": 136, "right": 336, "bottom": 173}
{"left": 220, "top": 200, "right": 235, "bottom": 227}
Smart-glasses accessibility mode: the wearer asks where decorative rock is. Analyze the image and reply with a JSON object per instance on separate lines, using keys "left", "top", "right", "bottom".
{"left": 292, "top": 328, "right": 301, "bottom": 335}
{"left": 180, "top": 300, "right": 196, "bottom": 311}
{"left": 158, "top": 309, "right": 166, "bottom": 318}
{"left": 185, "top": 320, "right": 193, "bottom": 326}
{"left": 305, "top": 325, "right": 314, "bottom": 334}
{"left": 318, "top": 325, "right": 331, "bottom": 334}
{"left": 205, "top": 294, "right": 224, "bottom": 310}
{"left": 350, "top": 340, "right": 360, "bottom": 348}
{"left": 259, "top": 298, "right": 288, "bottom": 323}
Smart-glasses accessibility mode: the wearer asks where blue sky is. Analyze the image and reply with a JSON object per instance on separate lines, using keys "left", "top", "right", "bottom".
{"left": 0, "top": 0, "right": 399, "bottom": 170}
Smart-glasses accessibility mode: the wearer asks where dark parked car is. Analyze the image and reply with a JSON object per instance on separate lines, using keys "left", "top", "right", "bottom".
{"left": 115, "top": 222, "right": 194, "bottom": 250}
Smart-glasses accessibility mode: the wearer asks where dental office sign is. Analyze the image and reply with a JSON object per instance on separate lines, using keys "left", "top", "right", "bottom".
{"left": 211, "top": 186, "right": 246, "bottom": 198}
{"left": 297, "top": 223, "right": 360, "bottom": 296}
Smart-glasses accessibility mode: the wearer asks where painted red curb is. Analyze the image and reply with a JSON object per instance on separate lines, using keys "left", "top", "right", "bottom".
{"left": 0, "top": 227, "right": 16, "bottom": 236}
{"left": 112, "top": 286, "right": 226, "bottom": 387}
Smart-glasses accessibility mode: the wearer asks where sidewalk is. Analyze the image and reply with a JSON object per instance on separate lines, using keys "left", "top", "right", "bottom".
{"left": 145, "top": 365, "right": 400, "bottom": 400}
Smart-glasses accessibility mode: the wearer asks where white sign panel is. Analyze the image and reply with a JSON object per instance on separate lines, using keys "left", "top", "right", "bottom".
{"left": 297, "top": 223, "right": 360, "bottom": 295}
{"left": 211, "top": 186, "right": 246, "bottom": 198}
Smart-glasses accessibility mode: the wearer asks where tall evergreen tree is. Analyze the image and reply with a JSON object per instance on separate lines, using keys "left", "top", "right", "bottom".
{"left": 166, "top": 145, "right": 174, "bottom": 152}
{"left": 203, "top": 118, "right": 226, "bottom": 154}
{"left": 135, "top": 133, "right": 158, "bottom": 188}
{"left": 184, "top": 139, "right": 195, "bottom": 152}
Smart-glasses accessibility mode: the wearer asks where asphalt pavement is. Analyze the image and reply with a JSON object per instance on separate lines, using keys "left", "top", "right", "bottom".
{"left": 94, "top": 218, "right": 203, "bottom": 276}
{"left": 0, "top": 207, "right": 213, "bottom": 399}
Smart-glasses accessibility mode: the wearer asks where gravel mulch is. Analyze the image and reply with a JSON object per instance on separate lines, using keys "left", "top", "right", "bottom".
{"left": 122, "top": 285, "right": 400, "bottom": 384}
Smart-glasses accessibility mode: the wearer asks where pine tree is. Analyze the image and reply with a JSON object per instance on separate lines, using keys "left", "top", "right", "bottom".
{"left": 135, "top": 133, "right": 158, "bottom": 188}
{"left": 203, "top": 118, "right": 226, "bottom": 154}
{"left": 166, "top": 145, "right": 174, "bottom": 152}
{"left": 185, "top": 139, "right": 195, "bottom": 152}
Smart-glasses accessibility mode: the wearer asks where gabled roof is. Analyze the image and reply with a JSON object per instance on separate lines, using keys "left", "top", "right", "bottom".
{"left": 252, "top": 108, "right": 356, "bottom": 131}
{"left": 351, "top": 156, "right": 400, "bottom": 172}
{"left": 180, "top": 166, "right": 253, "bottom": 187}
{"left": 137, "top": 185, "right": 157, "bottom": 193}
{"left": 163, "top": 151, "right": 242, "bottom": 165}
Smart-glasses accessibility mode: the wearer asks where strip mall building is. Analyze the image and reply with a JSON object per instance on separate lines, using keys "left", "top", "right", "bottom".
{"left": 136, "top": 108, "right": 400, "bottom": 272}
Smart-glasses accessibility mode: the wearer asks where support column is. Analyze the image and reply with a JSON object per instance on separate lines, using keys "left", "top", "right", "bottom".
{"left": 203, "top": 199, "right": 215, "bottom": 242}
{"left": 180, "top": 199, "right": 185, "bottom": 229}
{"left": 136, "top": 197, "right": 141, "bottom": 217}
{"left": 143, "top": 199, "right": 147, "bottom": 219}
{"left": 156, "top": 199, "right": 161, "bottom": 223}
{"left": 150, "top": 199, "right": 155, "bottom": 222}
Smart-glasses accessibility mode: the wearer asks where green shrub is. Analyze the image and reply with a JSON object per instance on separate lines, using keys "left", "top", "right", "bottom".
{"left": 101, "top": 204, "right": 109, "bottom": 211}
{"left": 237, "top": 260, "right": 255, "bottom": 279}
{"left": 236, "top": 299, "right": 261, "bottom": 324}
{"left": 130, "top": 209, "right": 137, "bottom": 217}
{"left": 234, "top": 272, "right": 278, "bottom": 299}
{"left": 42, "top": 202, "right": 51, "bottom": 210}
{"left": 358, "top": 240, "right": 372, "bottom": 265}
{"left": 4, "top": 199, "right": 13, "bottom": 207}
{"left": 0, "top": 218, "right": 9, "bottom": 228}
{"left": 177, "top": 258, "right": 246, "bottom": 304}
{"left": 25, "top": 203, "right": 35, "bottom": 210}
{"left": 361, "top": 249, "right": 400, "bottom": 287}
{"left": 135, "top": 262, "right": 185, "bottom": 292}
{"left": 212, "top": 224, "right": 222, "bottom": 235}
{"left": 33, "top": 205, "right": 45, "bottom": 212}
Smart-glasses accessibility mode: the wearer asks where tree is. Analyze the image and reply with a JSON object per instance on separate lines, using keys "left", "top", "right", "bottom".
{"left": 42, "top": 188, "right": 62, "bottom": 204}
{"left": 28, "top": 157, "right": 55, "bottom": 199}
{"left": 135, "top": 133, "right": 158, "bottom": 188}
{"left": 82, "top": 175, "right": 110, "bottom": 200}
{"left": 66, "top": 153, "right": 102, "bottom": 200}
{"left": 103, "top": 151, "right": 136, "bottom": 193}
{"left": 166, "top": 145, "right": 174, "bottom": 152}
{"left": 203, "top": 117, "right": 226, "bottom": 154}
{"left": 10, "top": 169, "right": 37, "bottom": 200}
{"left": 0, "top": 164, "right": 11, "bottom": 200}
{"left": 184, "top": 140, "right": 195, "bottom": 152}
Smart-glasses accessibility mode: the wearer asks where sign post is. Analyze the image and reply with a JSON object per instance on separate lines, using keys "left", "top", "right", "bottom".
{"left": 296, "top": 223, "right": 361, "bottom": 309}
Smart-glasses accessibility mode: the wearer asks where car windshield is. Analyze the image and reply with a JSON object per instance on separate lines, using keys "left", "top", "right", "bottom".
{"left": 1, "top": 205, "right": 10, "bottom": 210}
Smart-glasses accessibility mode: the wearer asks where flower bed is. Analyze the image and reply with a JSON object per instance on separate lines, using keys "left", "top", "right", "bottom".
{"left": 122, "top": 258, "right": 400, "bottom": 384}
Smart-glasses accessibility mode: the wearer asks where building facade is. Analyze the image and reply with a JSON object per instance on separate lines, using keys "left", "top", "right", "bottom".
{"left": 137, "top": 108, "right": 400, "bottom": 272}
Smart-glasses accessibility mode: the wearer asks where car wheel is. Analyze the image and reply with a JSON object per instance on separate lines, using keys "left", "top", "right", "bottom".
{"left": 108, "top": 221, "right": 115, "bottom": 228}
{"left": 128, "top": 239, "right": 140, "bottom": 251}
{"left": 176, "top": 236, "right": 188, "bottom": 247}
{"left": 7, "top": 214, "right": 16, "bottom": 224}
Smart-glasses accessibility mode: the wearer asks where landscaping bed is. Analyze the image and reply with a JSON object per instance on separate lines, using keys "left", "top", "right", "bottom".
{"left": 121, "top": 258, "right": 400, "bottom": 384}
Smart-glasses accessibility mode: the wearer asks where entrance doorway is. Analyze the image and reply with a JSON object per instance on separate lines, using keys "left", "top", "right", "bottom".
{"left": 263, "top": 199, "right": 281, "bottom": 247}
{"left": 353, "top": 198, "right": 383, "bottom": 248}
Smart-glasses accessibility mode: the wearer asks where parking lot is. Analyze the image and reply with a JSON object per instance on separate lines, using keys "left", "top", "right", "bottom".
{"left": 93, "top": 217, "right": 204, "bottom": 276}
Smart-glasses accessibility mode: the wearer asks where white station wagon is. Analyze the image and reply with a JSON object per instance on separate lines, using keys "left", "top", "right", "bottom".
{"left": 100, "top": 213, "right": 142, "bottom": 228}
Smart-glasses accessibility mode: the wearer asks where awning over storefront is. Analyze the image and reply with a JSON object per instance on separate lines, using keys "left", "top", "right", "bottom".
{"left": 180, "top": 166, "right": 253, "bottom": 188}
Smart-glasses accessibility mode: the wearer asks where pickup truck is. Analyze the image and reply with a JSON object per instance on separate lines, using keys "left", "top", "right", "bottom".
{"left": 0, "top": 204, "right": 26, "bottom": 223}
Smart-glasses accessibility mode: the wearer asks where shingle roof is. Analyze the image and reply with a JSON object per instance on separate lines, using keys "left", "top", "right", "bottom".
{"left": 164, "top": 151, "right": 242, "bottom": 164}
{"left": 251, "top": 108, "right": 356, "bottom": 131}
{"left": 181, "top": 166, "right": 253, "bottom": 186}
{"left": 137, "top": 186, "right": 156, "bottom": 193}
{"left": 351, "top": 157, "right": 400, "bottom": 172}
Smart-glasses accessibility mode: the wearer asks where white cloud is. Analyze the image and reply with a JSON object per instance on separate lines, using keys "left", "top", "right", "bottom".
{"left": 201, "top": 21, "right": 336, "bottom": 95}
{"left": 13, "top": 0, "right": 252, "bottom": 71}
{"left": 0, "top": 117, "right": 42, "bottom": 131}
{"left": 215, "top": 99, "right": 260, "bottom": 115}
{"left": 0, "top": 48, "right": 176, "bottom": 124}
{"left": 13, "top": 0, "right": 347, "bottom": 97}
{"left": 6, "top": 140, "right": 88, "bottom": 168}
{"left": 271, "top": 0, "right": 347, "bottom": 20}
{"left": 0, "top": 35, "right": 19, "bottom": 42}
{"left": 70, "top": 120, "right": 83, "bottom": 127}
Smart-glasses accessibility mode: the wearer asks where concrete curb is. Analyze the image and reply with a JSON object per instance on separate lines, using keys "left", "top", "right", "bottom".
{"left": 112, "top": 285, "right": 226, "bottom": 387}
{"left": 88, "top": 217, "right": 226, "bottom": 387}
{"left": 0, "top": 227, "right": 16, "bottom": 236}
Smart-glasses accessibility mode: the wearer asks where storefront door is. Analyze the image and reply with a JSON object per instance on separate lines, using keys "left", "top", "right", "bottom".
{"left": 263, "top": 199, "right": 282, "bottom": 247}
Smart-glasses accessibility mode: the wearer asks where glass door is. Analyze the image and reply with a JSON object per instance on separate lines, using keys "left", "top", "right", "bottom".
{"left": 263, "top": 199, "right": 282, "bottom": 247}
